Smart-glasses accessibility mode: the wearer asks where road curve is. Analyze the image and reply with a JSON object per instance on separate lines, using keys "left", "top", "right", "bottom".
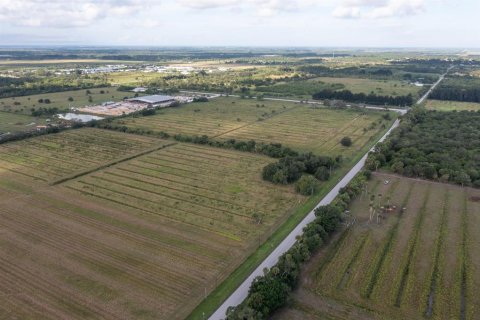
{"left": 209, "top": 118, "right": 400, "bottom": 320}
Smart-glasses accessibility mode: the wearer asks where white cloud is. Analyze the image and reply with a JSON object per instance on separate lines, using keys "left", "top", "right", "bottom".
{"left": 0, "top": 0, "right": 159, "bottom": 28}
{"left": 333, "top": 0, "right": 426, "bottom": 19}
{"left": 177, "top": 0, "right": 316, "bottom": 16}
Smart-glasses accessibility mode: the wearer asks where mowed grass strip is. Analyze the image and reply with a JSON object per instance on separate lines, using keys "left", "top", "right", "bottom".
{"left": 0, "top": 128, "right": 161, "bottom": 182}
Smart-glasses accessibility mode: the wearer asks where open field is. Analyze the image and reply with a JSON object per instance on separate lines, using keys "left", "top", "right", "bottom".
{"left": 255, "top": 77, "right": 422, "bottom": 99}
{"left": 425, "top": 99, "right": 480, "bottom": 111}
{"left": 114, "top": 96, "right": 392, "bottom": 157}
{"left": 0, "top": 111, "right": 47, "bottom": 133}
{"left": 0, "top": 128, "right": 162, "bottom": 183}
{"left": 0, "top": 87, "right": 137, "bottom": 114}
{"left": 314, "top": 77, "right": 421, "bottom": 97}
{"left": 0, "top": 128, "right": 305, "bottom": 319}
{"left": 113, "top": 96, "right": 297, "bottom": 136}
{"left": 274, "top": 173, "right": 480, "bottom": 320}
{"left": 218, "top": 105, "right": 392, "bottom": 157}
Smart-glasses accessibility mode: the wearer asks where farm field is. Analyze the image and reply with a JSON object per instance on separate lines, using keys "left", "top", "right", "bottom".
{"left": 314, "top": 77, "right": 422, "bottom": 97}
{"left": 274, "top": 173, "right": 480, "bottom": 320}
{"left": 218, "top": 106, "right": 393, "bottom": 157}
{"left": 0, "top": 111, "right": 46, "bottom": 133}
{"left": 425, "top": 99, "right": 480, "bottom": 111}
{"left": 0, "top": 87, "right": 138, "bottom": 114}
{"left": 0, "top": 129, "right": 305, "bottom": 320}
{"left": 114, "top": 96, "right": 393, "bottom": 157}
{"left": 0, "top": 127, "right": 163, "bottom": 183}
{"left": 113, "top": 96, "right": 298, "bottom": 137}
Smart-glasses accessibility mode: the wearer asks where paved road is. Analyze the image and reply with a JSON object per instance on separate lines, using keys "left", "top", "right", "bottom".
{"left": 416, "top": 67, "right": 453, "bottom": 105}
{"left": 209, "top": 119, "right": 400, "bottom": 320}
{"left": 209, "top": 69, "right": 450, "bottom": 319}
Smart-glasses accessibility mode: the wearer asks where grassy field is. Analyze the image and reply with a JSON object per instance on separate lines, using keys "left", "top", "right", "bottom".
{"left": 115, "top": 97, "right": 291, "bottom": 137}
{"left": 255, "top": 77, "right": 422, "bottom": 99}
{"left": 0, "top": 128, "right": 162, "bottom": 183}
{"left": 274, "top": 173, "right": 480, "bottom": 320}
{"left": 425, "top": 99, "right": 480, "bottom": 111}
{"left": 0, "top": 111, "right": 47, "bottom": 133}
{"left": 0, "top": 128, "right": 305, "bottom": 320}
{"left": 314, "top": 77, "right": 421, "bottom": 97}
{"left": 0, "top": 87, "right": 137, "bottom": 114}
{"left": 114, "top": 96, "right": 392, "bottom": 157}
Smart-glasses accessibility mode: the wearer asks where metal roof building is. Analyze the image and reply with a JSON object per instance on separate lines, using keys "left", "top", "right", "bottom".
{"left": 127, "top": 95, "right": 175, "bottom": 107}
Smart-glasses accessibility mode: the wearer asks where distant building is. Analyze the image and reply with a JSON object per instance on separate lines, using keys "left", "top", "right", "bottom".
{"left": 132, "top": 87, "right": 147, "bottom": 93}
{"left": 126, "top": 95, "right": 176, "bottom": 108}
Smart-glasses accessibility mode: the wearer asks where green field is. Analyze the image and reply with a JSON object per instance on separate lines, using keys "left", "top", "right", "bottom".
{"left": 0, "top": 128, "right": 162, "bottom": 183}
{"left": 314, "top": 77, "right": 421, "bottom": 97}
{"left": 0, "top": 128, "right": 305, "bottom": 319}
{"left": 114, "top": 96, "right": 393, "bottom": 157}
{"left": 275, "top": 173, "right": 480, "bottom": 320}
{"left": 0, "top": 87, "right": 137, "bottom": 114}
{"left": 255, "top": 77, "right": 422, "bottom": 98}
{"left": 425, "top": 99, "right": 480, "bottom": 111}
{"left": 0, "top": 111, "right": 46, "bottom": 133}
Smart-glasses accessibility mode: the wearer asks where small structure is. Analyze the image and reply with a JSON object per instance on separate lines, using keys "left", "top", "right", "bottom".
{"left": 126, "top": 95, "right": 176, "bottom": 108}
{"left": 132, "top": 87, "right": 147, "bottom": 93}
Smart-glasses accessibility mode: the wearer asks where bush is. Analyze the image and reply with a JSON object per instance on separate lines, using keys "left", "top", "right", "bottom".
{"left": 340, "top": 136, "right": 352, "bottom": 147}
{"left": 295, "top": 175, "right": 319, "bottom": 195}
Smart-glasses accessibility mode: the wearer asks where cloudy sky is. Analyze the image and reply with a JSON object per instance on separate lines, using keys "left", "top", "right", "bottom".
{"left": 0, "top": 0, "right": 478, "bottom": 47}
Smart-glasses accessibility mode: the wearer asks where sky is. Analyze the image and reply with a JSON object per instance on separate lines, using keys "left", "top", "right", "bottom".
{"left": 0, "top": 0, "right": 479, "bottom": 47}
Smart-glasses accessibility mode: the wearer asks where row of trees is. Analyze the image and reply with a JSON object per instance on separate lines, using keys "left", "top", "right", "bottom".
{"left": 430, "top": 77, "right": 480, "bottom": 103}
{"left": 312, "top": 89, "right": 414, "bottom": 107}
{"left": 226, "top": 171, "right": 370, "bottom": 319}
{"left": 173, "top": 134, "right": 298, "bottom": 158}
{"left": 366, "top": 108, "right": 480, "bottom": 187}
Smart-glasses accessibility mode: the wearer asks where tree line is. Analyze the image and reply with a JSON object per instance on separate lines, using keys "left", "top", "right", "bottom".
{"left": 430, "top": 77, "right": 480, "bottom": 103}
{"left": 226, "top": 171, "right": 370, "bottom": 319}
{"left": 366, "top": 108, "right": 480, "bottom": 187}
{"left": 312, "top": 89, "right": 414, "bottom": 107}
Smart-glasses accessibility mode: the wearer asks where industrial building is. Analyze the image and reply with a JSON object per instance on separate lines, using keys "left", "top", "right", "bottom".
{"left": 127, "top": 95, "right": 175, "bottom": 108}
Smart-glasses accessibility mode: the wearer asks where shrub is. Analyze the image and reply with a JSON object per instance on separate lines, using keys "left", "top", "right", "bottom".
{"left": 295, "top": 175, "right": 319, "bottom": 195}
{"left": 340, "top": 136, "right": 352, "bottom": 147}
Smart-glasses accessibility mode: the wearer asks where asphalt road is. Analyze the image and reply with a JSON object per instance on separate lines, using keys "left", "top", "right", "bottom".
{"left": 208, "top": 70, "right": 450, "bottom": 319}
{"left": 209, "top": 119, "right": 400, "bottom": 320}
{"left": 416, "top": 67, "right": 452, "bottom": 105}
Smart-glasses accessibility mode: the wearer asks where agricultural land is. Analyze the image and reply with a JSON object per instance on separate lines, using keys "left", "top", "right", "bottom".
{"left": 0, "top": 87, "right": 138, "bottom": 115}
{"left": 0, "top": 127, "right": 305, "bottom": 319}
{"left": 274, "top": 173, "right": 480, "bottom": 320}
{"left": 112, "top": 96, "right": 395, "bottom": 157}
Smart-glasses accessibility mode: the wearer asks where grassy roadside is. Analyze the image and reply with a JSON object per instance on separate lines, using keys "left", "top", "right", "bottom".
{"left": 186, "top": 116, "right": 398, "bottom": 320}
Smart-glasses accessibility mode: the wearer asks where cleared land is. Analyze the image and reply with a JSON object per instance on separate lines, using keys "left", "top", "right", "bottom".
{"left": 219, "top": 106, "right": 391, "bottom": 157}
{"left": 0, "top": 87, "right": 136, "bottom": 114}
{"left": 0, "top": 129, "right": 304, "bottom": 320}
{"left": 114, "top": 97, "right": 292, "bottom": 137}
{"left": 314, "top": 77, "right": 421, "bottom": 97}
{"left": 425, "top": 99, "right": 480, "bottom": 111}
{"left": 254, "top": 77, "right": 421, "bottom": 99}
{"left": 274, "top": 173, "right": 480, "bottom": 320}
{"left": 0, "top": 128, "right": 162, "bottom": 183}
{"left": 0, "top": 111, "right": 46, "bottom": 133}
{"left": 114, "top": 97, "right": 392, "bottom": 157}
